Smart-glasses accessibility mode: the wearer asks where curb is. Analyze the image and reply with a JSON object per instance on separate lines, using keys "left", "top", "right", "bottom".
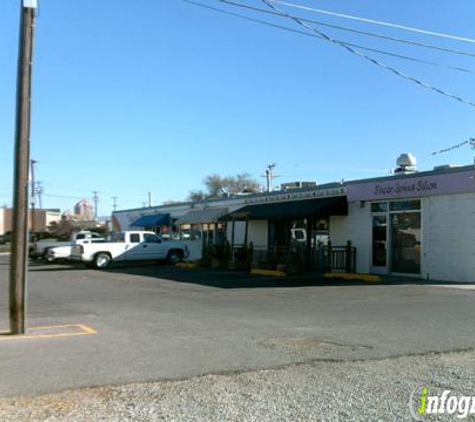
{"left": 250, "top": 269, "right": 287, "bottom": 278}
{"left": 175, "top": 262, "right": 200, "bottom": 269}
{"left": 324, "top": 272, "right": 381, "bottom": 282}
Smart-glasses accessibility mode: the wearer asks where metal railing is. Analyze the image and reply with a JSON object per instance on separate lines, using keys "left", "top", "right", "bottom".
{"left": 227, "top": 241, "right": 356, "bottom": 273}
{"left": 326, "top": 241, "right": 356, "bottom": 273}
{"left": 251, "top": 245, "right": 291, "bottom": 271}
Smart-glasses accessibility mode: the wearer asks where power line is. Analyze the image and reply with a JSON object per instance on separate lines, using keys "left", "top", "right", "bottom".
{"left": 215, "top": 0, "right": 475, "bottom": 58}
{"left": 187, "top": 1, "right": 475, "bottom": 75}
{"left": 44, "top": 193, "right": 85, "bottom": 200}
{"left": 256, "top": 0, "right": 475, "bottom": 108}
{"left": 268, "top": 0, "right": 475, "bottom": 45}
{"left": 430, "top": 138, "right": 474, "bottom": 156}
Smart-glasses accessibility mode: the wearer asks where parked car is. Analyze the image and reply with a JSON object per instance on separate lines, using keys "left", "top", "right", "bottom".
{"left": 70, "top": 231, "right": 188, "bottom": 269}
{"left": 0, "top": 231, "right": 12, "bottom": 245}
{"left": 43, "top": 232, "right": 107, "bottom": 263}
{"left": 30, "top": 231, "right": 105, "bottom": 261}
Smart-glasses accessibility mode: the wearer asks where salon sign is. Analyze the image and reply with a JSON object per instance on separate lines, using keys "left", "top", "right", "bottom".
{"left": 348, "top": 169, "right": 475, "bottom": 201}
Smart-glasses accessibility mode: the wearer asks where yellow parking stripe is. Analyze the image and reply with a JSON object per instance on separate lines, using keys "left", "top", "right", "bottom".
{"left": 250, "top": 269, "right": 287, "bottom": 278}
{"left": 0, "top": 324, "right": 97, "bottom": 341}
{"left": 324, "top": 272, "right": 381, "bottom": 282}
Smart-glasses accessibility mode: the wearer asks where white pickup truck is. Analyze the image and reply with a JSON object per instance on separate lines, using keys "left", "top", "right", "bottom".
{"left": 44, "top": 232, "right": 107, "bottom": 263}
{"left": 70, "top": 231, "right": 188, "bottom": 269}
{"left": 30, "top": 231, "right": 106, "bottom": 261}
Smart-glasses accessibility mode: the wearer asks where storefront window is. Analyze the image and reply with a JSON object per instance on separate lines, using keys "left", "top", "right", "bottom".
{"left": 216, "top": 223, "right": 227, "bottom": 244}
{"left": 391, "top": 213, "right": 421, "bottom": 274}
{"left": 371, "top": 202, "right": 388, "bottom": 213}
{"left": 372, "top": 216, "right": 387, "bottom": 267}
{"left": 390, "top": 200, "right": 421, "bottom": 211}
{"left": 371, "top": 200, "right": 421, "bottom": 274}
{"left": 203, "top": 223, "right": 215, "bottom": 246}
{"left": 191, "top": 224, "right": 202, "bottom": 241}
{"left": 290, "top": 219, "right": 307, "bottom": 244}
{"left": 180, "top": 225, "right": 191, "bottom": 240}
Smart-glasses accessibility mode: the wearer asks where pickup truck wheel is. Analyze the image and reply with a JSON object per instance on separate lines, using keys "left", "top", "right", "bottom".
{"left": 44, "top": 254, "right": 55, "bottom": 264}
{"left": 94, "top": 253, "right": 111, "bottom": 269}
{"left": 41, "top": 248, "right": 52, "bottom": 263}
{"left": 167, "top": 250, "right": 183, "bottom": 264}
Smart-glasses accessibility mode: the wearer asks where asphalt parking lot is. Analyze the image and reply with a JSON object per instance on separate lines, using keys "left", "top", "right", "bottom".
{"left": 1, "top": 255, "right": 475, "bottom": 399}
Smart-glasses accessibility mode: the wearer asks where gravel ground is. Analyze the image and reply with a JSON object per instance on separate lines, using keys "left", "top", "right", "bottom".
{"left": 1, "top": 350, "right": 475, "bottom": 422}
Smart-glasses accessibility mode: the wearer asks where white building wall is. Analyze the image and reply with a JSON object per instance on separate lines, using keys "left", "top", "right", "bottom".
{"left": 45, "top": 211, "right": 61, "bottom": 228}
{"left": 338, "top": 202, "right": 371, "bottom": 274}
{"left": 0, "top": 208, "right": 4, "bottom": 235}
{"left": 422, "top": 193, "right": 475, "bottom": 282}
{"left": 329, "top": 216, "right": 349, "bottom": 245}
{"left": 248, "top": 220, "right": 268, "bottom": 248}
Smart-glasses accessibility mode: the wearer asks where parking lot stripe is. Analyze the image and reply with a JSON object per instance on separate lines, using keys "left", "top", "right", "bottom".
{"left": 0, "top": 324, "right": 97, "bottom": 341}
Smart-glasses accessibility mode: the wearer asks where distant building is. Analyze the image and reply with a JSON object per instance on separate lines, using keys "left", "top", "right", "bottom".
{"left": 74, "top": 199, "right": 94, "bottom": 221}
{"left": 0, "top": 207, "right": 61, "bottom": 234}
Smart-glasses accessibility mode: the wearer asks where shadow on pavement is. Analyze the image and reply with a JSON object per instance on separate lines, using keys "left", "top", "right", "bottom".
{"left": 24, "top": 258, "right": 475, "bottom": 289}
{"left": 100, "top": 265, "right": 433, "bottom": 289}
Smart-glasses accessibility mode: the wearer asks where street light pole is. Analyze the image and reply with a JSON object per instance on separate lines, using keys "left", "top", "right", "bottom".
{"left": 10, "top": 0, "right": 37, "bottom": 335}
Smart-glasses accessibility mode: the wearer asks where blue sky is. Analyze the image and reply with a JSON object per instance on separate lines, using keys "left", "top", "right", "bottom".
{"left": 1, "top": 0, "right": 474, "bottom": 216}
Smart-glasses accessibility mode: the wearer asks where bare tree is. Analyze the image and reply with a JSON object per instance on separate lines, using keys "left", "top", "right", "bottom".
{"left": 187, "top": 190, "right": 207, "bottom": 202}
{"left": 188, "top": 173, "right": 262, "bottom": 201}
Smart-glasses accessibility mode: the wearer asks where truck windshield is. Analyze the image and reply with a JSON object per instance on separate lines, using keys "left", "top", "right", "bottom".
{"left": 111, "top": 232, "right": 125, "bottom": 243}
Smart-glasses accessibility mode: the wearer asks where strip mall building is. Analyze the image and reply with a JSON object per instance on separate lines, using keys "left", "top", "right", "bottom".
{"left": 112, "top": 163, "right": 475, "bottom": 282}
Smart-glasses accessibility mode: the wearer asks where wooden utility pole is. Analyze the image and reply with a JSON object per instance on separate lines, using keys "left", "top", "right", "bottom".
{"left": 10, "top": 0, "right": 37, "bottom": 335}
{"left": 30, "top": 159, "right": 37, "bottom": 236}
{"left": 92, "top": 191, "right": 99, "bottom": 220}
{"left": 112, "top": 196, "right": 118, "bottom": 212}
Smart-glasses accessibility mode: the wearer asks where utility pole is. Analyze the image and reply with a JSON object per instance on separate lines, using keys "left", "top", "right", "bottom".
{"left": 148, "top": 191, "right": 153, "bottom": 207}
{"left": 112, "top": 196, "right": 118, "bottom": 212}
{"left": 30, "top": 159, "right": 37, "bottom": 236}
{"left": 36, "top": 181, "right": 43, "bottom": 208}
{"left": 10, "top": 0, "right": 37, "bottom": 335}
{"left": 262, "top": 163, "right": 279, "bottom": 192}
{"left": 92, "top": 191, "right": 99, "bottom": 220}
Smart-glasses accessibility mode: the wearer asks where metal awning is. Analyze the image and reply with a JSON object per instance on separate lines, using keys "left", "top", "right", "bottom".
{"left": 222, "top": 197, "right": 347, "bottom": 220}
{"left": 175, "top": 208, "right": 228, "bottom": 225}
{"left": 131, "top": 213, "right": 170, "bottom": 227}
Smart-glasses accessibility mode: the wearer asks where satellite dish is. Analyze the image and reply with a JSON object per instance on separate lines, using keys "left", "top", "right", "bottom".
{"left": 395, "top": 153, "right": 417, "bottom": 174}
{"left": 396, "top": 153, "right": 417, "bottom": 168}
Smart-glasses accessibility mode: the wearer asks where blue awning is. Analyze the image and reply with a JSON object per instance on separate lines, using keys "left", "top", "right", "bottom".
{"left": 131, "top": 213, "right": 170, "bottom": 227}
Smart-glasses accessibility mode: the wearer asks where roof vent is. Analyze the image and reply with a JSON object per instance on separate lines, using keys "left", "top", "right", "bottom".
{"left": 281, "top": 181, "right": 317, "bottom": 190}
{"left": 433, "top": 164, "right": 462, "bottom": 171}
{"left": 394, "top": 153, "right": 417, "bottom": 174}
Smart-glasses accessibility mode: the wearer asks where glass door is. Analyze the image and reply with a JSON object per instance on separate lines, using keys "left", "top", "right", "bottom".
{"left": 390, "top": 213, "right": 421, "bottom": 274}
{"left": 371, "top": 215, "right": 388, "bottom": 273}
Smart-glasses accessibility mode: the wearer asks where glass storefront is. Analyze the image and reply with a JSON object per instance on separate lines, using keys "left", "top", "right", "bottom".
{"left": 371, "top": 200, "right": 421, "bottom": 274}
{"left": 372, "top": 215, "right": 387, "bottom": 267}
{"left": 391, "top": 213, "right": 421, "bottom": 274}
